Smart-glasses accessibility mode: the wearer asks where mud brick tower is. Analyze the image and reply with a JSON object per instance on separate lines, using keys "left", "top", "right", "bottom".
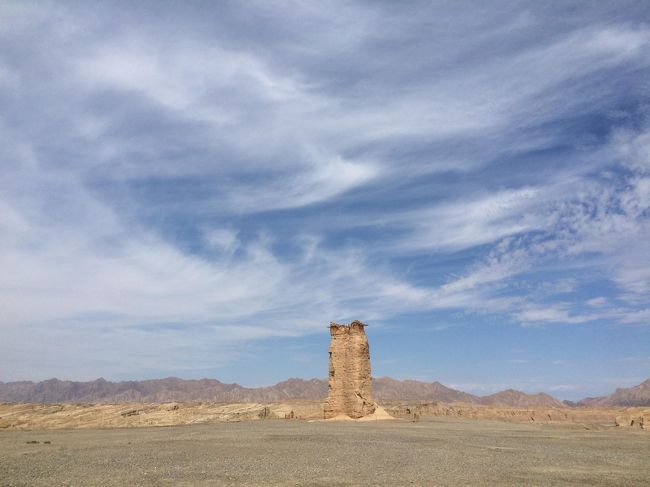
{"left": 324, "top": 320, "right": 377, "bottom": 419}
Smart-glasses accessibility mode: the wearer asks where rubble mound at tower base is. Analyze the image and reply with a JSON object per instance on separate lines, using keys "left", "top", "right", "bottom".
{"left": 325, "top": 405, "right": 395, "bottom": 421}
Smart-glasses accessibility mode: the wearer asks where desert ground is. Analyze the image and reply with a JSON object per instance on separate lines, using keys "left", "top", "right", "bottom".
{"left": 1, "top": 417, "right": 649, "bottom": 486}
{"left": 1, "top": 400, "right": 648, "bottom": 430}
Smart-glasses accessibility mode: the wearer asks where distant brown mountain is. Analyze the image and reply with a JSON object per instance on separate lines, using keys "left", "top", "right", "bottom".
{"left": 578, "top": 379, "right": 650, "bottom": 407}
{"left": 372, "top": 377, "right": 479, "bottom": 403}
{"left": 479, "top": 389, "right": 564, "bottom": 408}
{"left": 0, "top": 377, "right": 328, "bottom": 404}
{"left": 0, "top": 376, "right": 570, "bottom": 407}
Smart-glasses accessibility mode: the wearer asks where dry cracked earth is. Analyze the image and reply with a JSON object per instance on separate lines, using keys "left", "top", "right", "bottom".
{"left": 1, "top": 417, "right": 649, "bottom": 486}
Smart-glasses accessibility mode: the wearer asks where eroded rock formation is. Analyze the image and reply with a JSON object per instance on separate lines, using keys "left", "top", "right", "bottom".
{"left": 324, "top": 320, "right": 377, "bottom": 419}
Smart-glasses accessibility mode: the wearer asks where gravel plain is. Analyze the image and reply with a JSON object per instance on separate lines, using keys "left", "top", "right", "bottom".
{"left": 1, "top": 417, "right": 649, "bottom": 486}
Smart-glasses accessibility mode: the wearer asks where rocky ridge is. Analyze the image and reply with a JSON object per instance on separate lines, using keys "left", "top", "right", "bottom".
{"left": 2, "top": 377, "right": 648, "bottom": 407}
{"left": 578, "top": 379, "right": 650, "bottom": 407}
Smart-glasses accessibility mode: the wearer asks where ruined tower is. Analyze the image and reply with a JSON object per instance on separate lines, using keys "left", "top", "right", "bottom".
{"left": 324, "top": 320, "right": 377, "bottom": 419}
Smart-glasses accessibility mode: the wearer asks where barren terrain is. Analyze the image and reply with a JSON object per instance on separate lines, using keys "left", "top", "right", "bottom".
{"left": 1, "top": 401, "right": 647, "bottom": 485}
{"left": 1, "top": 401, "right": 648, "bottom": 430}
{"left": 1, "top": 417, "right": 649, "bottom": 486}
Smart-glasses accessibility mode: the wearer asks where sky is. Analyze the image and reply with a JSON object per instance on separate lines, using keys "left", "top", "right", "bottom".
{"left": 1, "top": 1, "right": 649, "bottom": 400}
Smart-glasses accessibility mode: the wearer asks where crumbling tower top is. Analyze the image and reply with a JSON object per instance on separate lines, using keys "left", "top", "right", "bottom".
{"left": 329, "top": 320, "right": 367, "bottom": 333}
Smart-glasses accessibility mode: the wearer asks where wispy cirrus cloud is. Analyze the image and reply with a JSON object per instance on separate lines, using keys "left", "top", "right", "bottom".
{"left": 1, "top": 0, "right": 649, "bottom": 385}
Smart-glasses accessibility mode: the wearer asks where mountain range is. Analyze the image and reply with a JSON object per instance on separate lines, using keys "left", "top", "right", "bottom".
{"left": 0, "top": 376, "right": 647, "bottom": 407}
{"left": 577, "top": 379, "right": 650, "bottom": 407}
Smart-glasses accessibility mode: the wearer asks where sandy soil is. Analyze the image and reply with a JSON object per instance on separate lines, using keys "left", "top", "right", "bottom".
{"left": 0, "top": 402, "right": 324, "bottom": 429}
{"left": 1, "top": 400, "right": 647, "bottom": 430}
{"left": 1, "top": 417, "right": 648, "bottom": 486}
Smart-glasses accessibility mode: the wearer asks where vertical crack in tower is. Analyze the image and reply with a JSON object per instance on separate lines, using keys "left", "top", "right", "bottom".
{"left": 324, "top": 320, "right": 377, "bottom": 419}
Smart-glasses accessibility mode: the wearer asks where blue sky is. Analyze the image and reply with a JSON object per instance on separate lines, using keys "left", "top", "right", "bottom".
{"left": 1, "top": 1, "right": 649, "bottom": 400}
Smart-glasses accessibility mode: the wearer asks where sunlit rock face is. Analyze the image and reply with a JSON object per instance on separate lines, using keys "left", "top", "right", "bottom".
{"left": 324, "top": 320, "right": 377, "bottom": 419}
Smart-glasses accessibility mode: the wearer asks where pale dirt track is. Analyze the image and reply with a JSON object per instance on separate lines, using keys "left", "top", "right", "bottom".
{"left": 1, "top": 418, "right": 649, "bottom": 486}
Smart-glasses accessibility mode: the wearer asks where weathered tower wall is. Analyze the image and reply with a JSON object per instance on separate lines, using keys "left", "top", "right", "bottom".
{"left": 324, "top": 320, "right": 377, "bottom": 419}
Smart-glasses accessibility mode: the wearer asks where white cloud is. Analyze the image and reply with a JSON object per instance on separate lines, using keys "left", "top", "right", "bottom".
{"left": 612, "top": 125, "right": 650, "bottom": 173}
{"left": 394, "top": 188, "right": 542, "bottom": 252}
{"left": 2, "top": 1, "right": 650, "bottom": 382}
{"left": 586, "top": 297, "right": 607, "bottom": 308}
{"left": 616, "top": 356, "right": 650, "bottom": 364}
{"left": 447, "top": 381, "right": 582, "bottom": 396}
{"left": 514, "top": 304, "right": 595, "bottom": 325}
{"left": 546, "top": 384, "right": 580, "bottom": 392}
{"left": 78, "top": 39, "right": 305, "bottom": 121}
{"left": 224, "top": 154, "right": 380, "bottom": 212}
{"left": 615, "top": 266, "right": 650, "bottom": 301}
{"left": 617, "top": 309, "right": 650, "bottom": 325}
{"left": 203, "top": 228, "right": 240, "bottom": 257}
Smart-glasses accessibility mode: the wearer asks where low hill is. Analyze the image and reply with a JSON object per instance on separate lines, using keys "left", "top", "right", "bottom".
{"left": 372, "top": 377, "right": 479, "bottom": 403}
{"left": 479, "top": 389, "right": 564, "bottom": 408}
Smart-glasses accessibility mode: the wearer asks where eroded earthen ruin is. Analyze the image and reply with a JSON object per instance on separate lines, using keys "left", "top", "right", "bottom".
{"left": 324, "top": 320, "right": 377, "bottom": 419}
